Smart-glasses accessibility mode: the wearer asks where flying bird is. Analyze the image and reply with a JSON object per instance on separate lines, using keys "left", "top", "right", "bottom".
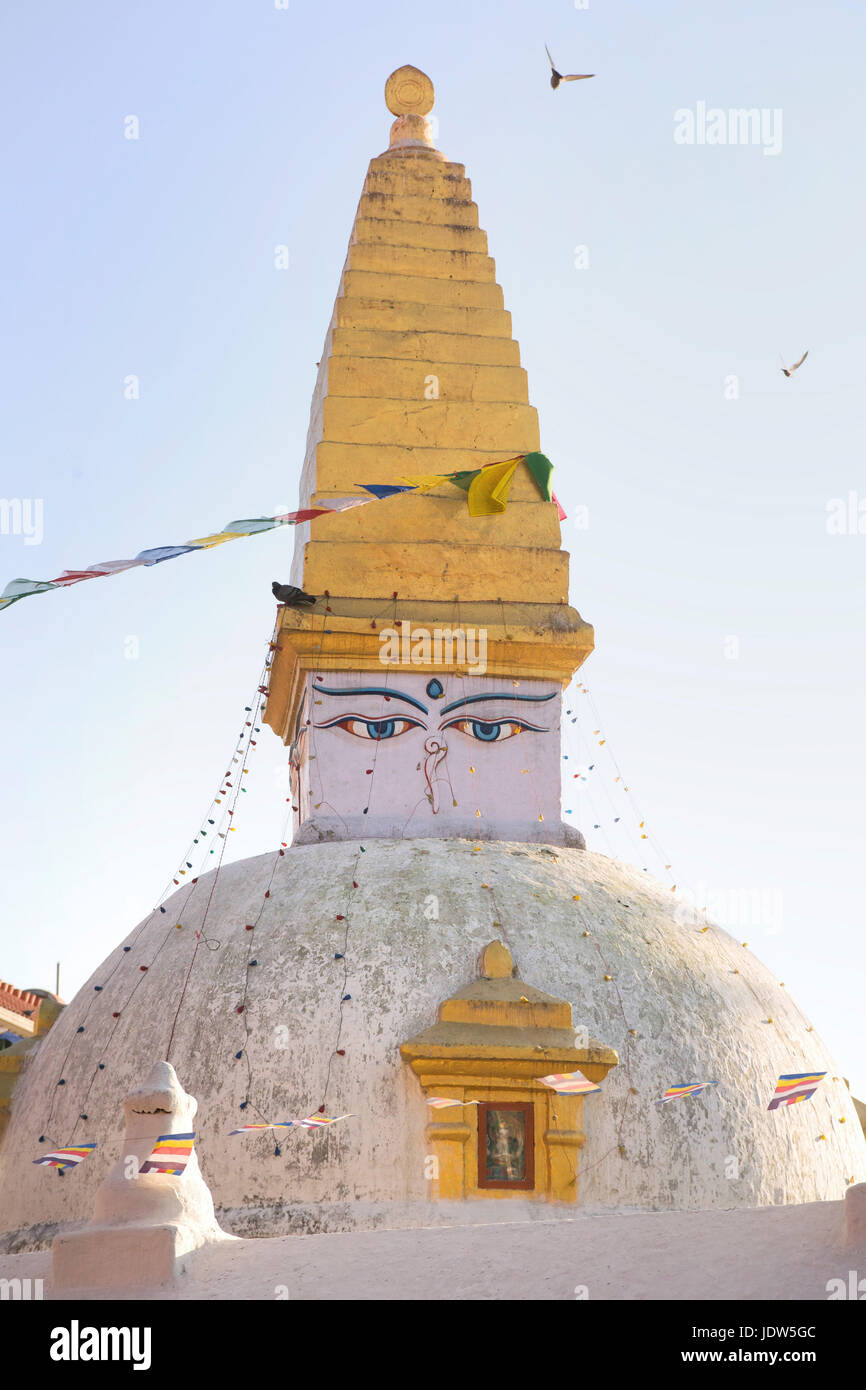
{"left": 545, "top": 44, "right": 594, "bottom": 89}
{"left": 272, "top": 581, "right": 317, "bottom": 606}
{"left": 780, "top": 350, "right": 808, "bottom": 378}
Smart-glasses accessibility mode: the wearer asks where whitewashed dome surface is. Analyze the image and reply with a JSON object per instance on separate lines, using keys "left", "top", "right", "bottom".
{"left": 1, "top": 839, "right": 863, "bottom": 1248}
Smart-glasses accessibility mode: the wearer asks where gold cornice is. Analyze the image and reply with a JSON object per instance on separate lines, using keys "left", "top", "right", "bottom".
{"left": 400, "top": 941, "right": 619, "bottom": 1073}
{"left": 263, "top": 598, "right": 594, "bottom": 744}
{"left": 401, "top": 1050, "right": 618, "bottom": 1079}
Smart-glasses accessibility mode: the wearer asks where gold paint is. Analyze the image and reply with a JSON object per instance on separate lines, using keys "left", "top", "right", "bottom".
{"left": 263, "top": 79, "right": 593, "bottom": 745}
{"left": 385, "top": 65, "right": 435, "bottom": 117}
{"left": 401, "top": 943, "right": 617, "bottom": 1204}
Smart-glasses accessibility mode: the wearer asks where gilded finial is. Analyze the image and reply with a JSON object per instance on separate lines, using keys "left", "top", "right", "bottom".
{"left": 480, "top": 940, "right": 513, "bottom": 979}
{"left": 384, "top": 66, "right": 439, "bottom": 155}
{"left": 385, "top": 66, "right": 434, "bottom": 116}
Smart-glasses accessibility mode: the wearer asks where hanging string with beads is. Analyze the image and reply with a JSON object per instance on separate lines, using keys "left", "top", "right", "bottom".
{"left": 510, "top": 714, "right": 640, "bottom": 1183}
{"left": 564, "top": 678, "right": 829, "bottom": 1154}
{"left": 230, "top": 617, "right": 307, "bottom": 1143}
{"left": 227, "top": 604, "right": 344, "bottom": 1146}
{"left": 315, "top": 595, "right": 402, "bottom": 1116}
{"left": 561, "top": 718, "right": 623, "bottom": 862}
{"left": 38, "top": 654, "right": 275, "bottom": 1149}
{"left": 165, "top": 638, "right": 275, "bottom": 1060}
{"left": 251, "top": 591, "right": 404, "bottom": 1131}
{"left": 564, "top": 715, "right": 658, "bottom": 870}
{"left": 231, "top": 824, "right": 294, "bottom": 1143}
{"left": 562, "top": 679, "right": 717, "bottom": 948}
{"left": 565, "top": 677, "right": 812, "bottom": 1052}
{"left": 446, "top": 597, "right": 519, "bottom": 960}
{"left": 569, "top": 679, "right": 682, "bottom": 886}
{"left": 304, "top": 592, "right": 405, "bottom": 829}
{"left": 37, "top": 877, "right": 194, "bottom": 1148}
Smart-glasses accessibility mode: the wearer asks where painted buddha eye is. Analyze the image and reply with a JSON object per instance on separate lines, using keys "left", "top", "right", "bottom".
{"left": 320, "top": 716, "right": 423, "bottom": 741}
{"left": 443, "top": 718, "right": 539, "bottom": 742}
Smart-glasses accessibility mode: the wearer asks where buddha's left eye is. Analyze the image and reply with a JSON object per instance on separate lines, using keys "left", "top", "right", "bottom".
{"left": 442, "top": 718, "right": 539, "bottom": 742}
{"left": 319, "top": 716, "right": 423, "bottom": 741}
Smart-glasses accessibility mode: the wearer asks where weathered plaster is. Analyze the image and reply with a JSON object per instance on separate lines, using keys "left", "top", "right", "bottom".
{"left": 1, "top": 840, "right": 863, "bottom": 1248}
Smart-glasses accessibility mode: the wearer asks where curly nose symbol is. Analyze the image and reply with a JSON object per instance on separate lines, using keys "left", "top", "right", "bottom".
{"left": 423, "top": 738, "right": 448, "bottom": 814}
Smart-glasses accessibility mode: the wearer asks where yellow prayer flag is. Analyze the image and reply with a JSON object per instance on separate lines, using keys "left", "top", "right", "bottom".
{"left": 186, "top": 532, "right": 242, "bottom": 549}
{"left": 398, "top": 475, "right": 446, "bottom": 492}
{"left": 467, "top": 458, "right": 519, "bottom": 516}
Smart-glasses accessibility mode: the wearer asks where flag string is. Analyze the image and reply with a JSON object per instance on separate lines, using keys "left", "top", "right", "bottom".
{"left": 0, "top": 456, "right": 561, "bottom": 617}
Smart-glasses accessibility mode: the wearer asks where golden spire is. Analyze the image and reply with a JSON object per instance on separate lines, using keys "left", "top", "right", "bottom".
{"left": 265, "top": 69, "right": 592, "bottom": 745}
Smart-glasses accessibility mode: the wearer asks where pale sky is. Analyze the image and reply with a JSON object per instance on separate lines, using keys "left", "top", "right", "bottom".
{"left": 1, "top": 1, "right": 864, "bottom": 1095}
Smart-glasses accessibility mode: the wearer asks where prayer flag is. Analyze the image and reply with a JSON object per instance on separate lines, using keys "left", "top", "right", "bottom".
{"left": 287, "top": 509, "right": 334, "bottom": 524}
{"left": 87, "top": 558, "right": 146, "bottom": 575}
{"left": 658, "top": 1082, "right": 718, "bottom": 1105}
{"left": 446, "top": 469, "right": 481, "bottom": 493}
{"left": 357, "top": 483, "right": 417, "bottom": 499}
{"left": 51, "top": 569, "right": 113, "bottom": 586}
{"left": 767, "top": 1073, "right": 827, "bottom": 1110}
{"left": 425, "top": 1097, "right": 480, "bottom": 1109}
{"left": 447, "top": 458, "right": 522, "bottom": 495}
{"left": 295, "top": 1114, "right": 355, "bottom": 1130}
{"left": 185, "top": 532, "right": 240, "bottom": 549}
{"left": 139, "top": 1132, "right": 196, "bottom": 1175}
{"left": 467, "top": 457, "right": 520, "bottom": 516}
{"left": 538, "top": 1071, "right": 601, "bottom": 1095}
{"left": 523, "top": 452, "right": 554, "bottom": 502}
{"left": 397, "top": 475, "right": 448, "bottom": 492}
{"left": 135, "top": 546, "right": 196, "bottom": 566}
{"left": 0, "top": 577, "right": 59, "bottom": 611}
{"left": 219, "top": 518, "right": 281, "bottom": 535}
{"left": 315, "top": 497, "right": 371, "bottom": 513}
{"left": 33, "top": 1142, "right": 96, "bottom": 1170}
{"left": 0, "top": 450, "right": 560, "bottom": 618}
{"left": 229, "top": 1122, "right": 295, "bottom": 1135}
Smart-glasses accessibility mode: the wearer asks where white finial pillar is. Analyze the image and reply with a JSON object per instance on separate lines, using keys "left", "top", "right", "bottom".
{"left": 52, "top": 1060, "right": 232, "bottom": 1292}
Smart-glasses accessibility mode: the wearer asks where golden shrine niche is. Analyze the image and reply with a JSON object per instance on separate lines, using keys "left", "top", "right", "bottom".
{"left": 401, "top": 941, "right": 618, "bottom": 1203}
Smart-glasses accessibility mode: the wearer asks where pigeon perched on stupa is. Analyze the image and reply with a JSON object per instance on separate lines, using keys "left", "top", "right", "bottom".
{"left": 272, "top": 581, "right": 316, "bottom": 606}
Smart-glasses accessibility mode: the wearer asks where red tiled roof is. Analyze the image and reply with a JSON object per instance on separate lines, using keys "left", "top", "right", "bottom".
{"left": 0, "top": 980, "right": 41, "bottom": 1021}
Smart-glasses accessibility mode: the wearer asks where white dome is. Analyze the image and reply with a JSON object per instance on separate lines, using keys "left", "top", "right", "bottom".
{"left": 1, "top": 839, "right": 863, "bottom": 1247}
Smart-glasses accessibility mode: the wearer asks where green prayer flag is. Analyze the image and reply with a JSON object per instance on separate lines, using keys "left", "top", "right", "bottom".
{"left": 0, "top": 577, "right": 59, "bottom": 611}
{"left": 447, "top": 470, "right": 481, "bottom": 493}
{"left": 523, "top": 452, "right": 554, "bottom": 502}
{"left": 221, "top": 518, "right": 281, "bottom": 535}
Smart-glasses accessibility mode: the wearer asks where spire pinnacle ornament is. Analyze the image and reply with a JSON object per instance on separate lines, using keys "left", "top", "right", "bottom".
{"left": 384, "top": 65, "right": 439, "bottom": 154}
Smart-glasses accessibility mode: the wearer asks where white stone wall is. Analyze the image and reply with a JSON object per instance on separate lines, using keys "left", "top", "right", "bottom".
{"left": 1, "top": 840, "right": 863, "bottom": 1247}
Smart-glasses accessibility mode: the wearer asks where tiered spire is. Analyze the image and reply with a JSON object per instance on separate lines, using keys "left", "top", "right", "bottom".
{"left": 291, "top": 65, "right": 566, "bottom": 599}
{"left": 266, "top": 67, "right": 592, "bottom": 752}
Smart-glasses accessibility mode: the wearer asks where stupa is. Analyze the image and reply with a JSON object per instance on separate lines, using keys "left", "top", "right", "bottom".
{"left": 1, "top": 68, "right": 863, "bottom": 1248}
